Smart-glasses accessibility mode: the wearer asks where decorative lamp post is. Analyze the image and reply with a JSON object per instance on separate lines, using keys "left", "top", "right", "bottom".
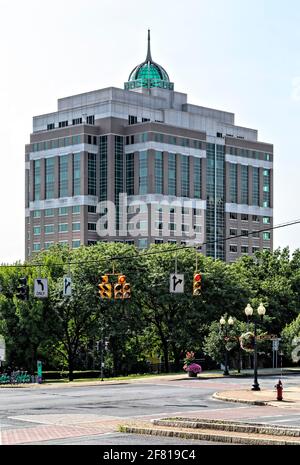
{"left": 244, "top": 303, "right": 266, "bottom": 391}
{"left": 220, "top": 316, "right": 234, "bottom": 376}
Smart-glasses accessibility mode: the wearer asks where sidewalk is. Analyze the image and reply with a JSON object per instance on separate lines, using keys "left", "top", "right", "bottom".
{"left": 214, "top": 386, "right": 300, "bottom": 409}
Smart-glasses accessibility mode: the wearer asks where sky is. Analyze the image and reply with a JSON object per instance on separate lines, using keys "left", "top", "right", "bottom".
{"left": 0, "top": 0, "right": 299, "bottom": 263}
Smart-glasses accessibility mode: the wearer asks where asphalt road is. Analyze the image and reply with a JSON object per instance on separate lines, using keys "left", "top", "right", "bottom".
{"left": 1, "top": 374, "right": 300, "bottom": 445}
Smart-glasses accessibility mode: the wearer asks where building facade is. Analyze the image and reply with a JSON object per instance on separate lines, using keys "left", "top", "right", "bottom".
{"left": 25, "top": 31, "right": 273, "bottom": 261}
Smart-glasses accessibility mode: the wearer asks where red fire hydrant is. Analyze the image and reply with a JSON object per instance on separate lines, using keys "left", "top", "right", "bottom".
{"left": 275, "top": 380, "right": 283, "bottom": 401}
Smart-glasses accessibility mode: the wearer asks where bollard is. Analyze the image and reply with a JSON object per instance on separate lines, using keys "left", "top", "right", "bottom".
{"left": 275, "top": 379, "right": 283, "bottom": 401}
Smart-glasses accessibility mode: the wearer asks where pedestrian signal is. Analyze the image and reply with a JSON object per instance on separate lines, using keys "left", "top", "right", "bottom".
{"left": 193, "top": 273, "right": 202, "bottom": 296}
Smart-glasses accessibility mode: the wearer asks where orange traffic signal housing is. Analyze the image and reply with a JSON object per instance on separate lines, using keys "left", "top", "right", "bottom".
{"left": 193, "top": 273, "right": 202, "bottom": 296}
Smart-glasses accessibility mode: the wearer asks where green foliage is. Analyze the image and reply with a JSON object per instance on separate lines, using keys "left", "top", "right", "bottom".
{"left": 0, "top": 245, "right": 300, "bottom": 375}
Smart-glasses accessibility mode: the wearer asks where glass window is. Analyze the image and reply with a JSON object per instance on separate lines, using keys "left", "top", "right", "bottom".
{"left": 44, "top": 224, "right": 54, "bottom": 234}
{"left": 33, "top": 210, "right": 41, "bottom": 218}
{"left": 59, "top": 207, "right": 68, "bottom": 216}
{"left": 230, "top": 245, "right": 237, "bottom": 253}
{"left": 252, "top": 247, "right": 260, "bottom": 253}
{"left": 194, "top": 157, "right": 201, "bottom": 199}
{"left": 252, "top": 215, "right": 260, "bottom": 222}
{"left": 73, "top": 153, "right": 81, "bottom": 196}
{"left": 241, "top": 246, "right": 249, "bottom": 254}
{"left": 44, "top": 242, "right": 54, "bottom": 250}
{"left": 194, "top": 224, "right": 201, "bottom": 233}
{"left": 45, "top": 158, "right": 55, "bottom": 199}
{"left": 72, "top": 222, "right": 81, "bottom": 231}
{"left": 138, "top": 239, "right": 148, "bottom": 249}
{"left": 168, "top": 153, "right": 176, "bottom": 196}
{"left": 88, "top": 223, "right": 97, "bottom": 231}
{"left": 126, "top": 153, "right": 134, "bottom": 195}
{"left": 169, "top": 223, "right": 176, "bottom": 231}
{"left": 139, "top": 151, "right": 148, "bottom": 194}
{"left": 99, "top": 135, "right": 107, "bottom": 202}
{"left": 88, "top": 205, "right": 97, "bottom": 213}
{"left": 263, "top": 217, "right": 271, "bottom": 224}
{"left": 33, "top": 243, "right": 41, "bottom": 251}
{"left": 230, "top": 212, "right": 237, "bottom": 220}
{"left": 72, "top": 205, "right": 80, "bottom": 214}
{"left": 241, "top": 214, "right": 249, "bottom": 221}
{"left": 45, "top": 208, "right": 54, "bottom": 217}
{"left": 252, "top": 167, "right": 260, "bottom": 206}
{"left": 155, "top": 151, "right": 163, "bottom": 194}
{"left": 59, "top": 155, "right": 69, "bottom": 198}
{"left": 263, "top": 232, "right": 271, "bottom": 241}
{"left": 88, "top": 153, "right": 97, "bottom": 196}
{"left": 72, "top": 240, "right": 81, "bottom": 248}
{"left": 241, "top": 165, "right": 249, "bottom": 204}
{"left": 230, "top": 229, "right": 237, "bottom": 236}
{"left": 229, "top": 164, "right": 237, "bottom": 203}
{"left": 241, "top": 230, "right": 249, "bottom": 237}
{"left": 155, "top": 239, "right": 164, "bottom": 244}
{"left": 59, "top": 223, "right": 68, "bottom": 233}
{"left": 138, "top": 221, "right": 147, "bottom": 230}
{"left": 181, "top": 155, "right": 189, "bottom": 197}
{"left": 33, "top": 226, "right": 41, "bottom": 235}
{"left": 34, "top": 160, "right": 41, "bottom": 201}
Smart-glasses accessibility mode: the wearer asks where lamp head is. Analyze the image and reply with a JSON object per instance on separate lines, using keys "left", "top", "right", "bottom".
{"left": 228, "top": 316, "right": 234, "bottom": 326}
{"left": 257, "top": 303, "right": 266, "bottom": 317}
{"left": 245, "top": 304, "right": 254, "bottom": 317}
{"left": 220, "top": 316, "right": 226, "bottom": 326}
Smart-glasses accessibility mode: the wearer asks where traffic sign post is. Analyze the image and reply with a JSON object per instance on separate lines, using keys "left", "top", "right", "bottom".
{"left": 272, "top": 338, "right": 281, "bottom": 368}
{"left": 34, "top": 279, "right": 48, "bottom": 299}
{"left": 0, "top": 336, "right": 6, "bottom": 365}
{"left": 170, "top": 274, "right": 184, "bottom": 294}
{"left": 37, "top": 360, "right": 42, "bottom": 384}
{"left": 63, "top": 277, "right": 72, "bottom": 297}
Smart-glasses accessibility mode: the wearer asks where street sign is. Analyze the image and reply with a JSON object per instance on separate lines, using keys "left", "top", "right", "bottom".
{"left": 272, "top": 339, "right": 280, "bottom": 351}
{"left": 34, "top": 278, "right": 48, "bottom": 298}
{"left": 63, "top": 276, "right": 72, "bottom": 297}
{"left": 0, "top": 336, "right": 6, "bottom": 362}
{"left": 170, "top": 274, "right": 184, "bottom": 294}
{"left": 37, "top": 360, "right": 42, "bottom": 384}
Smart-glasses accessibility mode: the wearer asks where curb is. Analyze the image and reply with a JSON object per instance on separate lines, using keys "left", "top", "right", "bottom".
{"left": 121, "top": 425, "right": 300, "bottom": 446}
{"left": 212, "top": 392, "right": 268, "bottom": 406}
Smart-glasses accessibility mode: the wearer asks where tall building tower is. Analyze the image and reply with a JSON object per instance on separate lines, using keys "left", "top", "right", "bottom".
{"left": 25, "top": 31, "right": 273, "bottom": 261}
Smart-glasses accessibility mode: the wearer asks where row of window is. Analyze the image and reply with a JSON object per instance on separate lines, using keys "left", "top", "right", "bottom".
{"left": 229, "top": 213, "right": 271, "bottom": 223}
{"left": 126, "top": 222, "right": 202, "bottom": 233}
{"left": 46, "top": 115, "right": 95, "bottom": 131}
{"left": 31, "top": 134, "right": 97, "bottom": 152}
{"left": 32, "top": 205, "right": 96, "bottom": 218}
{"left": 33, "top": 222, "right": 81, "bottom": 235}
{"left": 228, "top": 146, "right": 272, "bottom": 161}
{"left": 127, "top": 205, "right": 203, "bottom": 215}
{"left": 32, "top": 240, "right": 81, "bottom": 252}
{"left": 125, "top": 132, "right": 204, "bottom": 149}
{"left": 229, "top": 229, "right": 271, "bottom": 240}
{"left": 229, "top": 245, "right": 271, "bottom": 254}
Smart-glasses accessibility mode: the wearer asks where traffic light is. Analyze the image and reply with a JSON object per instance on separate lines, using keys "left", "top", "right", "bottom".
{"left": 98, "top": 275, "right": 112, "bottom": 299}
{"left": 123, "top": 282, "right": 131, "bottom": 299}
{"left": 114, "top": 282, "right": 123, "bottom": 299}
{"left": 16, "top": 277, "right": 29, "bottom": 301}
{"left": 193, "top": 273, "right": 202, "bottom": 296}
{"left": 114, "top": 275, "right": 131, "bottom": 300}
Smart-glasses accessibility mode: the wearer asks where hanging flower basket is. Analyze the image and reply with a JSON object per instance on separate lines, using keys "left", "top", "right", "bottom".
{"left": 239, "top": 332, "right": 255, "bottom": 352}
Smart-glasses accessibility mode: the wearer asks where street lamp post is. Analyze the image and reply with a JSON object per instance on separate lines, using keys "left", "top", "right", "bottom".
{"left": 220, "top": 316, "right": 234, "bottom": 376}
{"left": 244, "top": 303, "right": 266, "bottom": 391}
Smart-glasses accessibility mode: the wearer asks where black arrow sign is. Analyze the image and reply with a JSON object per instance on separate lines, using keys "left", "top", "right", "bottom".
{"left": 172, "top": 275, "right": 183, "bottom": 291}
{"left": 37, "top": 279, "right": 44, "bottom": 291}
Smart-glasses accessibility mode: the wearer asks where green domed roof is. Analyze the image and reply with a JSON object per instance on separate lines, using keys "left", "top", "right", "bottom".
{"left": 125, "top": 30, "right": 174, "bottom": 91}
